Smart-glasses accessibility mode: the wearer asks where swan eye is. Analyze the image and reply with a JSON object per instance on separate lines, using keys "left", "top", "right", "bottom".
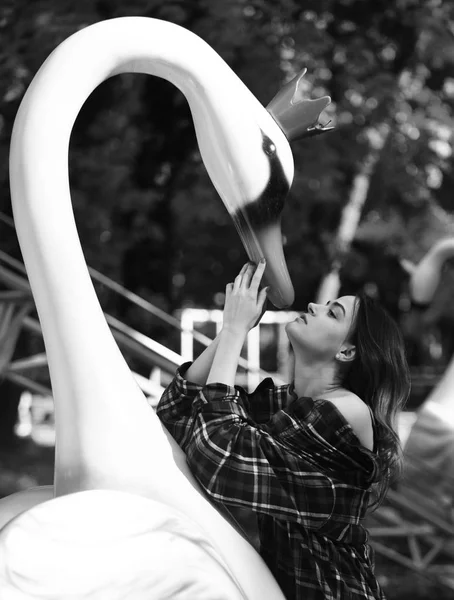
{"left": 263, "top": 140, "right": 276, "bottom": 156}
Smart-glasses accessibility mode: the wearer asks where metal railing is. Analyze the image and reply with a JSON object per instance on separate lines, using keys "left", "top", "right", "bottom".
{"left": 0, "top": 211, "right": 279, "bottom": 400}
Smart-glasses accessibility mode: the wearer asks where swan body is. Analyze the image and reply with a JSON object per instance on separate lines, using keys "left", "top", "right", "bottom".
{"left": 403, "top": 238, "right": 454, "bottom": 509}
{"left": 405, "top": 238, "right": 454, "bottom": 412}
{"left": 1, "top": 16, "right": 313, "bottom": 599}
{"left": 406, "top": 238, "right": 454, "bottom": 305}
{"left": 0, "top": 491, "right": 247, "bottom": 600}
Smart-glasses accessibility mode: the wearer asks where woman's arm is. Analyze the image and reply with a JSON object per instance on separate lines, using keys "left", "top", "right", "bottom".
{"left": 184, "top": 334, "right": 221, "bottom": 385}
{"left": 157, "top": 261, "right": 268, "bottom": 443}
{"left": 185, "top": 385, "right": 335, "bottom": 529}
{"left": 207, "top": 261, "right": 268, "bottom": 387}
{"left": 206, "top": 329, "right": 246, "bottom": 387}
{"left": 185, "top": 261, "right": 267, "bottom": 385}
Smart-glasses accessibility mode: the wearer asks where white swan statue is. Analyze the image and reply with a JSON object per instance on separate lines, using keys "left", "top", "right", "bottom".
{"left": 0, "top": 17, "right": 332, "bottom": 599}
{"left": 406, "top": 238, "right": 454, "bottom": 307}
{"left": 402, "top": 238, "right": 454, "bottom": 505}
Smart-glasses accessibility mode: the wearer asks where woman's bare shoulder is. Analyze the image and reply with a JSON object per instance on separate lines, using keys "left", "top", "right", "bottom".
{"left": 320, "top": 392, "right": 374, "bottom": 451}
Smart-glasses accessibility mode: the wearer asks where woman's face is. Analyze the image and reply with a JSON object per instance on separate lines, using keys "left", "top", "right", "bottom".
{"left": 285, "top": 295, "right": 358, "bottom": 362}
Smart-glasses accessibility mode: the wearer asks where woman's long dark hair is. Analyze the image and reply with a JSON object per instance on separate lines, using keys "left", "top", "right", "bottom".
{"left": 341, "top": 292, "right": 410, "bottom": 509}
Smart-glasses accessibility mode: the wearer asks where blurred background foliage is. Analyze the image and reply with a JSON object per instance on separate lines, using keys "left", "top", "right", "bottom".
{"left": 1, "top": 2, "right": 454, "bottom": 596}
{"left": 1, "top": 0, "right": 454, "bottom": 398}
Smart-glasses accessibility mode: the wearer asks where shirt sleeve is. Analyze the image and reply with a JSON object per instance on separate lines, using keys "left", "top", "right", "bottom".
{"left": 155, "top": 362, "right": 202, "bottom": 450}
{"left": 184, "top": 383, "right": 336, "bottom": 530}
{"left": 157, "top": 361, "right": 287, "bottom": 431}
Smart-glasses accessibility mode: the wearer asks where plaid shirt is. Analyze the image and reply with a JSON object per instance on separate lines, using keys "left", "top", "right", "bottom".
{"left": 156, "top": 363, "right": 386, "bottom": 600}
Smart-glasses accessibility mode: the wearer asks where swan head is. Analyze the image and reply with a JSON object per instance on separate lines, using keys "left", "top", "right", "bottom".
{"left": 192, "top": 68, "right": 332, "bottom": 308}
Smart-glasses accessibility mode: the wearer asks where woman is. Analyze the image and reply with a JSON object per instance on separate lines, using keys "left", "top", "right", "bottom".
{"left": 157, "top": 260, "right": 410, "bottom": 600}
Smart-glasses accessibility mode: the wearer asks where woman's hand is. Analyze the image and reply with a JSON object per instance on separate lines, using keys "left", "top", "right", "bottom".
{"left": 222, "top": 260, "right": 269, "bottom": 337}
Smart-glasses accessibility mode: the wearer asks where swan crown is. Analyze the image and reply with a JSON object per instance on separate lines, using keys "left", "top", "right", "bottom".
{"left": 266, "top": 68, "right": 334, "bottom": 142}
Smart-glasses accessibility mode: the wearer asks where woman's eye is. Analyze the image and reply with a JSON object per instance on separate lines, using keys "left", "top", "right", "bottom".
{"left": 329, "top": 310, "right": 336, "bottom": 318}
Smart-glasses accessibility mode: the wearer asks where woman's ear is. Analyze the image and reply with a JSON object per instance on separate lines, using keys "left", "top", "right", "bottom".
{"left": 336, "top": 344, "right": 356, "bottom": 363}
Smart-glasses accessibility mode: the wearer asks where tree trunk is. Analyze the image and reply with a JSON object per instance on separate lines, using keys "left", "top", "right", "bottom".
{"left": 316, "top": 122, "right": 391, "bottom": 303}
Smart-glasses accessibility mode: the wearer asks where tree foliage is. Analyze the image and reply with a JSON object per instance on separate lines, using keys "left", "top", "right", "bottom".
{"left": 0, "top": 0, "right": 453, "bottom": 356}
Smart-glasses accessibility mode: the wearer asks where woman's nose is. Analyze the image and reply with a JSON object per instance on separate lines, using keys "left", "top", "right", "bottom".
{"left": 307, "top": 303, "right": 316, "bottom": 315}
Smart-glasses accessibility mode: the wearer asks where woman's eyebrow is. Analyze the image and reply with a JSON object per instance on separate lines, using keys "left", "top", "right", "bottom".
{"left": 326, "top": 300, "right": 346, "bottom": 317}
